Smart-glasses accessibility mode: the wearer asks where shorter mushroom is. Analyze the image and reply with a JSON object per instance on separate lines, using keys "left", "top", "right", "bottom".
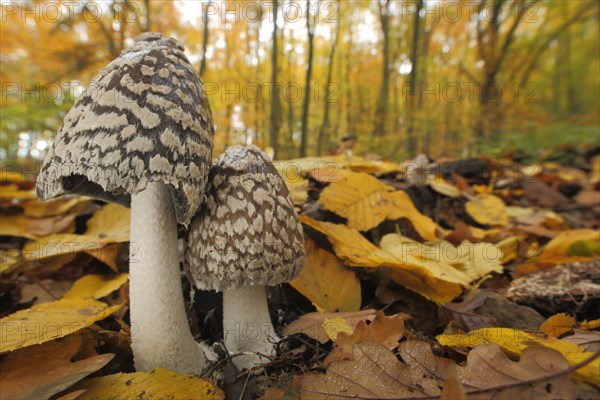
{"left": 185, "top": 145, "right": 305, "bottom": 370}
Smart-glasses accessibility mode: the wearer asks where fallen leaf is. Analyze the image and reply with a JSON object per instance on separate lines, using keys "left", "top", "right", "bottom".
{"left": 324, "top": 311, "right": 405, "bottom": 365}
{"left": 541, "top": 229, "right": 599, "bottom": 259}
{"left": 283, "top": 309, "right": 378, "bottom": 343}
{"left": 301, "top": 340, "right": 579, "bottom": 399}
{"left": 23, "top": 197, "right": 91, "bottom": 218}
{"left": 0, "top": 298, "right": 122, "bottom": 352}
{"left": 465, "top": 194, "right": 509, "bottom": 226}
{"left": 540, "top": 313, "right": 576, "bottom": 338}
{"left": 22, "top": 204, "right": 131, "bottom": 262}
{"left": 387, "top": 190, "right": 441, "bottom": 241}
{"left": 289, "top": 240, "right": 361, "bottom": 312}
{"left": 317, "top": 171, "right": 394, "bottom": 231}
{"left": 428, "top": 179, "right": 461, "bottom": 197}
{"left": 64, "top": 274, "right": 129, "bottom": 300}
{"left": 437, "top": 327, "right": 599, "bottom": 383}
{"left": 0, "top": 213, "right": 76, "bottom": 239}
{"left": 69, "top": 368, "right": 223, "bottom": 399}
{"left": 562, "top": 329, "right": 600, "bottom": 353}
{"left": 441, "top": 373, "right": 466, "bottom": 400}
{"left": 302, "top": 216, "right": 471, "bottom": 303}
{"left": 0, "top": 248, "right": 21, "bottom": 274}
{"left": 580, "top": 319, "right": 600, "bottom": 331}
{"left": 321, "top": 316, "right": 353, "bottom": 341}
{"left": 0, "top": 336, "right": 113, "bottom": 400}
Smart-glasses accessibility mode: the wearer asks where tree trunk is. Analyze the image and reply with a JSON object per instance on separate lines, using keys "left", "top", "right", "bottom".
{"left": 299, "top": 0, "right": 315, "bottom": 157}
{"left": 317, "top": 15, "right": 340, "bottom": 155}
{"left": 372, "top": 0, "right": 391, "bottom": 138}
{"left": 405, "top": 0, "right": 423, "bottom": 155}
{"left": 199, "top": 0, "right": 211, "bottom": 77}
{"left": 269, "top": 0, "right": 280, "bottom": 158}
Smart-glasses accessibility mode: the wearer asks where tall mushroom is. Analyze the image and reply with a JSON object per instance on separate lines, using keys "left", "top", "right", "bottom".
{"left": 36, "top": 33, "right": 214, "bottom": 374}
{"left": 185, "top": 145, "right": 306, "bottom": 370}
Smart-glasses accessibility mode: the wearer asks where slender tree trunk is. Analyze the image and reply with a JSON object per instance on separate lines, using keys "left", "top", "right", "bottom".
{"left": 199, "top": 0, "right": 211, "bottom": 77}
{"left": 143, "top": 0, "right": 151, "bottom": 31}
{"left": 269, "top": 0, "right": 280, "bottom": 157}
{"left": 317, "top": 16, "right": 340, "bottom": 155}
{"left": 405, "top": 0, "right": 423, "bottom": 155}
{"left": 372, "top": 0, "right": 391, "bottom": 138}
{"left": 299, "top": 0, "right": 315, "bottom": 157}
{"left": 287, "top": 33, "right": 296, "bottom": 156}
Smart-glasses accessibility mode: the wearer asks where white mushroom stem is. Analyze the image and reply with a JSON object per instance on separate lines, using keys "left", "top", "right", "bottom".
{"left": 129, "top": 181, "right": 205, "bottom": 374}
{"left": 222, "top": 285, "right": 278, "bottom": 370}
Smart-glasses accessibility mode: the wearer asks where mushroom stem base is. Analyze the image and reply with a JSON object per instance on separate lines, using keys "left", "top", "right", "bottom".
{"left": 223, "top": 285, "right": 278, "bottom": 370}
{"left": 129, "top": 182, "right": 205, "bottom": 374}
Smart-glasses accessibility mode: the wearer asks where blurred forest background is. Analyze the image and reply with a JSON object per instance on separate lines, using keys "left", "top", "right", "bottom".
{"left": 1, "top": 0, "right": 599, "bottom": 162}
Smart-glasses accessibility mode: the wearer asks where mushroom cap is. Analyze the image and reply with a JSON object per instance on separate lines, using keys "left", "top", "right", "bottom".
{"left": 185, "top": 145, "right": 305, "bottom": 291}
{"left": 36, "top": 32, "right": 214, "bottom": 226}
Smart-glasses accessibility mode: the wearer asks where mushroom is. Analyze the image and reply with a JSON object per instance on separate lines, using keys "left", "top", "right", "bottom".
{"left": 36, "top": 33, "right": 214, "bottom": 374}
{"left": 184, "top": 145, "right": 305, "bottom": 370}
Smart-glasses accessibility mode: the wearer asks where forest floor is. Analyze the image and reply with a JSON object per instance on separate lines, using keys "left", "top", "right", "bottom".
{"left": 1, "top": 145, "right": 599, "bottom": 399}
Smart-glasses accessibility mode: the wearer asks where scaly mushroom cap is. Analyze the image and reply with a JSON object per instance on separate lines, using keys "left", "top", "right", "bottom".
{"left": 185, "top": 145, "right": 305, "bottom": 291}
{"left": 36, "top": 32, "right": 214, "bottom": 226}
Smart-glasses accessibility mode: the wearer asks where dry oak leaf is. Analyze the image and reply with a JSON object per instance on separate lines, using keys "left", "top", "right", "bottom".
{"left": 283, "top": 309, "right": 378, "bottom": 343}
{"left": 324, "top": 311, "right": 405, "bottom": 365}
{"left": 562, "top": 330, "right": 600, "bottom": 353}
{"left": 0, "top": 335, "right": 113, "bottom": 400}
{"left": 302, "top": 340, "right": 579, "bottom": 400}
{"left": 465, "top": 193, "right": 509, "bottom": 226}
{"left": 437, "top": 327, "right": 600, "bottom": 383}
{"left": 301, "top": 216, "right": 467, "bottom": 303}
{"left": 300, "top": 341, "right": 438, "bottom": 399}
{"left": 64, "top": 273, "right": 129, "bottom": 300}
{"left": 540, "top": 313, "right": 577, "bottom": 338}
{"left": 452, "top": 344, "right": 578, "bottom": 399}
{"left": 0, "top": 298, "right": 122, "bottom": 352}
{"left": 290, "top": 240, "right": 361, "bottom": 312}
{"left": 69, "top": 368, "right": 223, "bottom": 400}
{"left": 0, "top": 213, "right": 76, "bottom": 239}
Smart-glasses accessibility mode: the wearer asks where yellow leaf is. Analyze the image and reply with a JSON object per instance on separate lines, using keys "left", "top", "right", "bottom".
{"left": 465, "top": 194, "right": 509, "bottom": 226}
{"left": 301, "top": 216, "right": 470, "bottom": 303}
{"left": 71, "top": 368, "right": 224, "bottom": 400}
{"left": 290, "top": 240, "right": 361, "bottom": 312}
{"left": 0, "top": 188, "right": 37, "bottom": 200}
{"left": 85, "top": 203, "right": 130, "bottom": 242}
{"left": 22, "top": 204, "right": 131, "bottom": 262}
{"left": 322, "top": 317, "right": 353, "bottom": 341}
{"left": 23, "top": 197, "right": 91, "bottom": 218}
{"left": 580, "top": 319, "right": 600, "bottom": 331}
{"left": 387, "top": 191, "right": 440, "bottom": 241}
{"left": 496, "top": 236, "right": 520, "bottom": 264}
{"left": 427, "top": 179, "right": 461, "bottom": 197}
{"left": 318, "top": 171, "right": 394, "bottom": 231}
{"left": 541, "top": 229, "right": 599, "bottom": 258}
{"left": 23, "top": 234, "right": 104, "bottom": 261}
{"left": 437, "top": 327, "right": 599, "bottom": 383}
{"left": 0, "top": 299, "right": 122, "bottom": 352}
{"left": 0, "top": 248, "right": 21, "bottom": 274}
{"left": 540, "top": 314, "right": 576, "bottom": 338}
{"left": 64, "top": 274, "right": 129, "bottom": 300}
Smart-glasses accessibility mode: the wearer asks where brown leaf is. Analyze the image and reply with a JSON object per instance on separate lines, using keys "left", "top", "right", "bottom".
{"left": 454, "top": 345, "right": 578, "bottom": 399}
{"left": 441, "top": 373, "right": 466, "bottom": 400}
{"left": 562, "top": 329, "right": 600, "bottom": 353}
{"left": 301, "top": 340, "right": 579, "bottom": 400}
{"left": 301, "top": 341, "right": 437, "bottom": 399}
{"left": 283, "top": 309, "right": 378, "bottom": 343}
{"left": 0, "top": 336, "right": 114, "bottom": 400}
{"left": 324, "top": 311, "right": 405, "bottom": 365}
